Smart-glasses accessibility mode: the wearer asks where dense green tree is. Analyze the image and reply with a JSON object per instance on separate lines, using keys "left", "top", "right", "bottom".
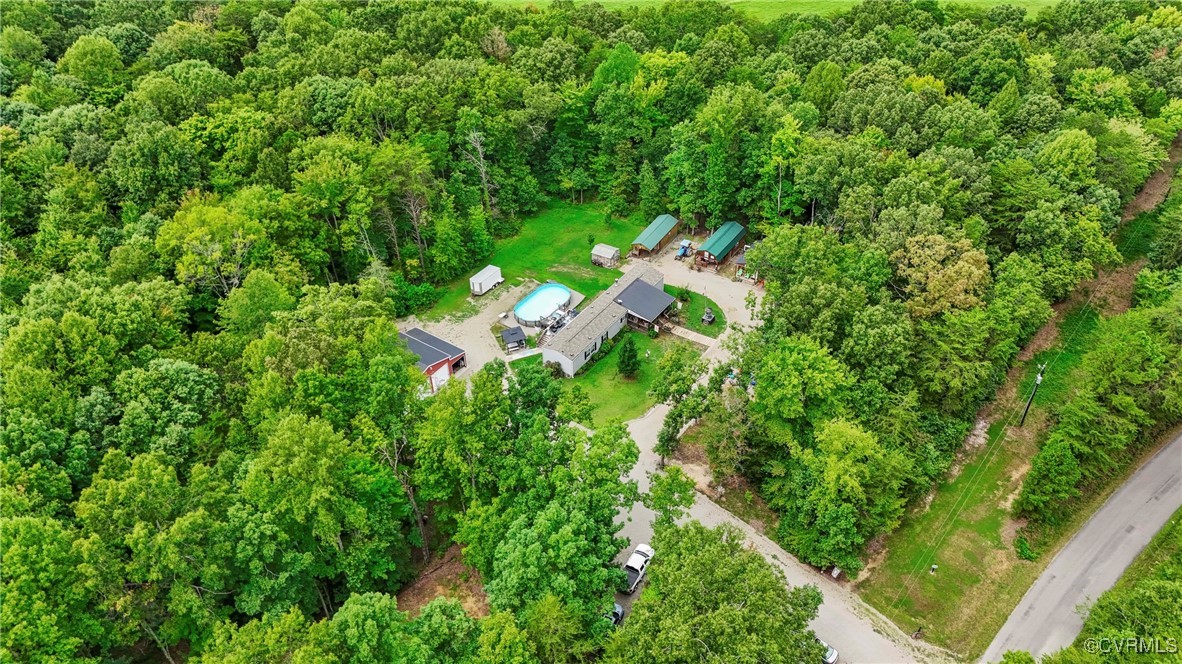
{"left": 893, "top": 234, "right": 991, "bottom": 319}
{"left": 1, "top": 516, "right": 104, "bottom": 663}
{"left": 6, "top": 1, "right": 1182, "bottom": 658}
{"left": 617, "top": 334, "right": 640, "bottom": 377}
{"left": 767, "top": 420, "right": 911, "bottom": 572}
{"left": 236, "top": 415, "right": 415, "bottom": 616}
{"left": 802, "top": 60, "right": 845, "bottom": 118}
{"left": 56, "top": 35, "right": 125, "bottom": 103}
{"left": 753, "top": 335, "right": 852, "bottom": 443}
{"left": 648, "top": 341, "right": 703, "bottom": 404}
{"left": 1015, "top": 435, "right": 1082, "bottom": 523}
{"left": 604, "top": 521, "right": 823, "bottom": 664}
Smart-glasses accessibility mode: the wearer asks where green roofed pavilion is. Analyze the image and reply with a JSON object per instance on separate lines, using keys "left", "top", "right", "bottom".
{"left": 696, "top": 222, "right": 746, "bottom": 265}
{"left": 631, "top": 214, "right": 681, "bottom": 256}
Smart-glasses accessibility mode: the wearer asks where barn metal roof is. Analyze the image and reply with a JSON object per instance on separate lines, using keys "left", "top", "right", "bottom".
{"left": 698, "top": 222, "right": 746, "bottom": 260}
{"left": 632, "top": 214, "right": 680, "bottom": 250}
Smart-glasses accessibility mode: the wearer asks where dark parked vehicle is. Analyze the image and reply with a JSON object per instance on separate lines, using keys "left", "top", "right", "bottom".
{"left": 609, "top": 603, "right": 625, "bottom": 627}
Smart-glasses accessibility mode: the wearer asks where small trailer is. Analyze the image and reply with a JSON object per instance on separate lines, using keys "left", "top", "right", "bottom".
{"left": 469, "top": 265, "right": 504, "bottom": 296}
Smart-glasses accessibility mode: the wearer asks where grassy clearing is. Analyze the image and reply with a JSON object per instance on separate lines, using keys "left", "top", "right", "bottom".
{"left": 574, "top": 331, "right": 676, "bottom": 424}
{"left": 1114, "top": 209, "right": 1160, "bottom": 262}
{"left": 665, "top": 285, "right": 727, "bottom": 338}
{"left": 512, "top": 332, "right": 697, "bottom": 425}
{"left": 1017, "top": 305, "right": 1099, "bottom": 408}
{"left": 425, "top": 200, "right": 644, "bottom": 321}
{"left": 494, "top": 0, "right": 1057, "bottom": 21}
{"left": 856, "top": 303, "right": 1102, "bottom": 657}
{"left": 855, "top": 414, "right": 1032, "bottom": 656}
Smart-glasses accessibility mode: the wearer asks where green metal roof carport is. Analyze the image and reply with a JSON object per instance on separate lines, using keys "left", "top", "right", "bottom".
{"left": 697, "top": 222, "right": 746, "bottom": 262}
{"left": 632, "top": 214, "right": 680, "bottom": 251}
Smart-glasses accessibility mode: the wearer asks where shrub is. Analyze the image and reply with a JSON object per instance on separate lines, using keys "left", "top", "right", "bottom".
{"left": 1015, "top": 536, "right": 1039, "bottom": 561}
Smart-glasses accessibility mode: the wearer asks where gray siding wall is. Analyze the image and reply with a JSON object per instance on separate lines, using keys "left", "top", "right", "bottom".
{"left": 541, "top": 314, "right": 625, "bottom": 377}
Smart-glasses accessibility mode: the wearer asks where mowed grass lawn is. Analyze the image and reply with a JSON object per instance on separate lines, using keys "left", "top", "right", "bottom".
{"left": 425, "top": 200, "right": 644, "bottom": 321}
{"left": 855, "top": 304, "right": 1102, "bottom": 657}
{"left": 491, "top": 0, "right": 1058, "bottom": 21}
{"left": 665, "top": 285, "right": 726, "bottom": 338}
{"left": 512, "top": 332, "right": 695, "bottom": 425}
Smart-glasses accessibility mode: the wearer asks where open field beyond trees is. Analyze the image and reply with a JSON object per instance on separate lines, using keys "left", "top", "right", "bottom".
{"left": 494, "top": 0, "right": 1060, "bottom": 21}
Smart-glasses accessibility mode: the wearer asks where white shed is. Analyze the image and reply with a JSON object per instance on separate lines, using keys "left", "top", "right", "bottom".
{"left": 591, "top": 243, "right": 621, "bottom": 268}
{"left": 469, "top": 265, "right": 504, "bottom": 296}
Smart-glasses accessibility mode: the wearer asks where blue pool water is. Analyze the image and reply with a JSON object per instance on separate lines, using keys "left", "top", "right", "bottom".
{"left": 514, "top": 283, "right": 572, "bottom": 326}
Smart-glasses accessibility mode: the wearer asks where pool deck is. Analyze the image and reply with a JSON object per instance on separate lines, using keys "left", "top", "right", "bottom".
{"left": 513, "top": 283, "right": 576, "bottom": 327}
{"left": 403, "top": 280, "right": 592, "bottom": 378}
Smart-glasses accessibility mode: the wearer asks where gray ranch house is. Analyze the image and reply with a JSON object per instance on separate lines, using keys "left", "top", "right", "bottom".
{"left": 540, "top": 265, "right": 673, "bottom": 376}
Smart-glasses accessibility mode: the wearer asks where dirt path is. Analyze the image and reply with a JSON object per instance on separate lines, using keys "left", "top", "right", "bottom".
{"left": 1121, "top": 133, "right": 1182, "bottom": 221}
{"left": 395, "top": 544, "right": 489, "bottom": 618}
{"left": 973, "top": 131, "right": 1182, "bottom": 524}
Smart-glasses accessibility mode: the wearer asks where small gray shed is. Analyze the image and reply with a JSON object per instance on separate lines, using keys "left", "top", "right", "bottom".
{"left": 501, "top": 326, "right": 527, "bottom": 351}
{"left": 591, "top": 243, "right": 621, "bottom": 268}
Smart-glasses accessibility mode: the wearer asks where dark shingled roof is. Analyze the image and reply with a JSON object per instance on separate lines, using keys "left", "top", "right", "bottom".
{"left": 501, "top": 326, "right": 526, "bottom": 345}
{"left": 400, "top": 327, "right": 464, "bottom": 370}
{"left": 546, "top": 265, "right": 663, "bottom": 359}
{"left": 615, "top": 279, "right": 675, "bottom": 323}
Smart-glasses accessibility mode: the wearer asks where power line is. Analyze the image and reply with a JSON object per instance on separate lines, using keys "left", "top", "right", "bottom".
{"left": 882, "top": 188, "right": 1160, "bottom": 621}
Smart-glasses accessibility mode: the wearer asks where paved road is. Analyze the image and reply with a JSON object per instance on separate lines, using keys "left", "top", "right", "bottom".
{"left": 613, "top": 257, "right": 946, "bottom": 663}
{"left": 983, "top": 431, "right": 1182, "bottom": 661}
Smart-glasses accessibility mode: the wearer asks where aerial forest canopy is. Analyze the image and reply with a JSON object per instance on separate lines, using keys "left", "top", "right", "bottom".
{"left": 3, "top": 0, "right": 1182, "bottom": 662}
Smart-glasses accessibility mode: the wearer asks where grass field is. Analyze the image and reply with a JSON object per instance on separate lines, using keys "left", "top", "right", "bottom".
{"left": 665, "top": 285, "right": 727, "bottom": 338}
{"left": 425, "top": 200, "right": 644, "bottom": 321}
{"left": 856, "top": 303, "right": 1101, "bottom": 657}
{"left": 493, "top": 0, "right": 1058, "bottom": 21}
{"left": 1115, "top": 209, "right": 1161, "bottom": 262}
{"left": 512, "top": 331, "right": 690, "bottom": 425}
{"left": 1017, "top": 305, "right": 1099, "bottom": 408}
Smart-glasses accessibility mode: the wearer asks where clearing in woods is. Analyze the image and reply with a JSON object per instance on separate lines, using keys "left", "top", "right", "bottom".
{"left": 396, "top": 545, "right": 490, "bottom": 618}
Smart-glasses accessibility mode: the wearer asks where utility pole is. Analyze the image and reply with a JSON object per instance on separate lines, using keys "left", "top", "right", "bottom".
{"left": 1020, "top": 363, "right": 1046, "bottom": 427}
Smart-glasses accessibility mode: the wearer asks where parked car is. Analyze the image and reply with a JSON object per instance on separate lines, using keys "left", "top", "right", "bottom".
{"left": 818, "top": 639, "right": 839, "bottom": 664}
{"left": 608, "top": 603, "right": 625, "bottom": 627}
{"left": 620, "top": 543, "right": 654, "bottom": 594}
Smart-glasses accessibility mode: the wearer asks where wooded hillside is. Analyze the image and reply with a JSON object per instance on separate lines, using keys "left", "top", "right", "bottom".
{"left": 4, "top": 0, "right": 1182, "bottom": 662}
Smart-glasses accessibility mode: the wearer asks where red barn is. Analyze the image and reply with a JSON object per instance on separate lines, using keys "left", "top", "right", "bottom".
{"left": 399, "top": 327, "right": 466, "bottom": 394}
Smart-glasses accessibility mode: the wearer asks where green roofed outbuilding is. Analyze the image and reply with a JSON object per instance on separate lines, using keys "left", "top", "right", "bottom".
{"left": 631, "top": 214, "right": 681, "bottom": 257}
{"left": 696, "top": 222, "right": 746, "bottom": 267}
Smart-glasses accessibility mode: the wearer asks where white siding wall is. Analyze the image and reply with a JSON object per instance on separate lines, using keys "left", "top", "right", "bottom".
{"left": 541, "top": 348, "right": 575, "bottom": 377}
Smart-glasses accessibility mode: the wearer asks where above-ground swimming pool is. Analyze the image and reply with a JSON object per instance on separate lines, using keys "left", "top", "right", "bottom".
{"left": 514, "top": 282, "right": 573, "bottom": 326}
